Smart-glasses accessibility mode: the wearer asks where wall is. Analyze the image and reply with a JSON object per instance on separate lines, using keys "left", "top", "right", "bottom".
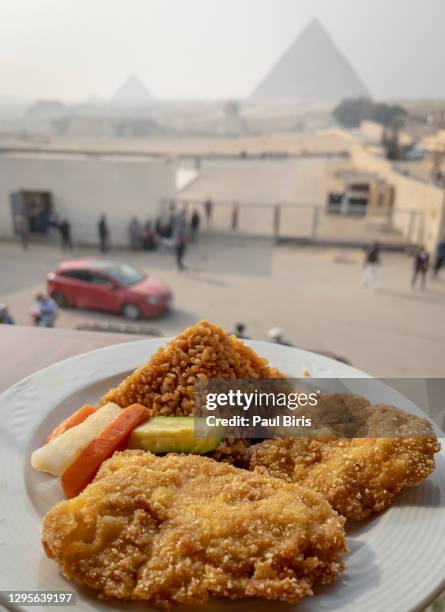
{"left": 359, "top": 120, "right": 412, "bottom": 148}
{"left": 360, "top": 121, "right": 384, "bottom": 143}
{"left": 0, "top": 153, "right": 176, "bottom": 246}
{"left": 350, "top": 145, "right": 445, "bottom": 253}
{"left": 422, "top": 129, "right": 445, "bottom": 152}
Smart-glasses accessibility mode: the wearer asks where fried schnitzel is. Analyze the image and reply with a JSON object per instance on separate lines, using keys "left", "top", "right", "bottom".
{"left": 250, "top": 403, "right": 440, "bottom": 521}
{"left": 43, "top": 451, "right": 346, "bottom": 608}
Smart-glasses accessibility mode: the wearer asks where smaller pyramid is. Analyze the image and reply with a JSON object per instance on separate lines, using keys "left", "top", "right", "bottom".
{"left": 252, "top": 18, "right": 369, "bottom": 102}
{"left": 110, "top": 75, "right": 153, "bottom": 106}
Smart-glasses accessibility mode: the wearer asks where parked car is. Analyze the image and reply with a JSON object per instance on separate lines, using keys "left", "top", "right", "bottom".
{"left": 47, "top": 259, "right": 172, "bottom": 319}
{"left": 404, "top": 146, "right": 425, "bottom": 161}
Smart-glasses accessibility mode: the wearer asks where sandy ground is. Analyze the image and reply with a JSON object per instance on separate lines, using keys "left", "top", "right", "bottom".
{"left": 1, "top": 237, "right": 445, "bottom": 378}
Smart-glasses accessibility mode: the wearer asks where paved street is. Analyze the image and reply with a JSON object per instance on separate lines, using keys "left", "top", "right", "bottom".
{"left": 1, "top": 237, "right": 445, "bottom": 377}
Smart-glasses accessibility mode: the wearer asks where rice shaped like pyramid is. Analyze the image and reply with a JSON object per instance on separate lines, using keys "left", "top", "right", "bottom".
{"left": 100, "top": 320, "right": 285, "bottom": 416}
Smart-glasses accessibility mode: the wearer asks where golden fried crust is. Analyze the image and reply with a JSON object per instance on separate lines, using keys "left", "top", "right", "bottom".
{"left": 250, "top": 434, "right": 440, "bottom": 521}
{"left": 43, "top": 451, "right": 346, "bottom": 609}
{"left": 99, "top": 320, "right": 284, "bottom": 415}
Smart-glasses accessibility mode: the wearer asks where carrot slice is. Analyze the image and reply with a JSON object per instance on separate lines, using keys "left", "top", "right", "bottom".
{"left": 46, "top": 404, "right": 96, "bottom": 442}
{"left": 61, "top": 404, "right": 150, "bottom": 498}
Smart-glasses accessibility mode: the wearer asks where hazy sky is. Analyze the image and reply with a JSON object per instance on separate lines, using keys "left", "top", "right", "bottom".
{"left": 0, "top": 0, "right": 443, "bottom": 102}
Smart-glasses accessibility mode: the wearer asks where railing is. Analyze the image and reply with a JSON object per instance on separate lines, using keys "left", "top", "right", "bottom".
{"left": 161, "top": 197, "right": 424, "bottom": 248}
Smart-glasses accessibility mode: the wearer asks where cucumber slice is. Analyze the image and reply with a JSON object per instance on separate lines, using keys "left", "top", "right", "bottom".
{"left": 128, "top": 416, "right": 223, "bottom": 454}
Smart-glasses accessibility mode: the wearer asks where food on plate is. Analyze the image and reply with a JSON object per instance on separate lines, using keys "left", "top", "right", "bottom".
{"left": 99, "top": 320, "right": 285, "bottom": 413}
{"left": 290, "top": 393, "right": 439, "bottom": 439}
{"left": 99, "top": 320, "right": 284, "bottom": 464}
{"left": 43, "top": 451, "right": 347, "bottom": 608}
{"left": 33, "top": 322, "right": 443, "bottom": 609}
{"left": 61, "top": 404, "right": 151, "bottom": 498}
{"left": 128, "top": 416, "right": 223, "bottom": 454}
{"left": 46, "top": 404, "right": 96, "bottom": 442}
{"left": 250, "top": 404, "right": 440, "bottom": 521}
{"left": 31, "top": 402, "right": 122, "bottom": 476}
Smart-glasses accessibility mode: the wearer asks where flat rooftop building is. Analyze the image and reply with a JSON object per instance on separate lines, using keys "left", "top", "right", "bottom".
{"left": 0, "top": 149, "right": 176, "bottom": 246}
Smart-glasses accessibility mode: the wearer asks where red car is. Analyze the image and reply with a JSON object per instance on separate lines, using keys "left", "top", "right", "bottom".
{"left": 47, "top": 259, "right": 172, "bottom": 319}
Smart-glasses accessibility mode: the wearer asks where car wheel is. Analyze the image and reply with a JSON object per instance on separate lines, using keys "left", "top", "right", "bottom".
{"left": 51, "top": 291, "right": 69, "bottom": 308}
{"left": 122, "top": 303, "right": 141, "bottom": 320}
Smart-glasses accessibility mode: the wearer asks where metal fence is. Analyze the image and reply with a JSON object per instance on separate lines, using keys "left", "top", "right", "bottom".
{"left": 162, "top": 197, "right": 424, "bottom": 248}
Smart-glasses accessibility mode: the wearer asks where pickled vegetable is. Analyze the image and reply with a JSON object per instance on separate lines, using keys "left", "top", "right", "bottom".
{"left": 129, "top": 416, "right": 223, "bottom": 454}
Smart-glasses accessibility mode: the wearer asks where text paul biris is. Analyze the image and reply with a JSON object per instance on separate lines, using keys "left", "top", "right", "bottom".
{"left": 204, "top": 389, "right": 316, "bottom": 428}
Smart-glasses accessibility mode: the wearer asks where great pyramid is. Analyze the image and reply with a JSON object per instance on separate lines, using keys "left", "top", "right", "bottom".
{"left": 252, "top": 18, "right": 369, "bottom": 102}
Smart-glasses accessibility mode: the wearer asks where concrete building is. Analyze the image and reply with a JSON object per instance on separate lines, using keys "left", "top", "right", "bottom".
{"left": 326, "top": 169, "right": 394, "bottom": 217}
{"left": 0, "top": 150, "right": 176, "bottom": 246}
{"left": 350, "top": 144, "right": 445, "bottom": 252}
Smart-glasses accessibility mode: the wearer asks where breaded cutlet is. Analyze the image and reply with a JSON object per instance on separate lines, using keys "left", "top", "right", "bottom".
{"left": 250, "top": 402, "right": 440, "bottom": 521}
{"left": 43, "top": 451, "right": 346, "bottom": 609}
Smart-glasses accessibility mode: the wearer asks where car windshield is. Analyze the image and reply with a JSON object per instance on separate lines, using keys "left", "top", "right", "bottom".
{"left": 100, "top": 262, "right": 146, "bottom": 287}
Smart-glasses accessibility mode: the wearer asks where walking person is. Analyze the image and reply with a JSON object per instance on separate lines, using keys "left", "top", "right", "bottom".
{"left": 168, "top": 202, "right": 176, "bottom": 237}
{"left": 412, "top": 245, "right": 429, "bottom": 289}
{"left": 173, "top": 207, "right": 187, "bottom": 238}
{"left": 143, "top": 220, "right": 156, "bottom": 250}
{"left": 190, "top": 209, "right": 201, "bottom": 243}
{"left": 30, "top": 293, "right": 59, "bottom": 328}
{"left": 362, "top": 242, "right": 380, "bottom": 289}
{"left": 432, "top": 238, "right": 445, "bottom": 278}
{"left": 231, "top": 202, "right": 239, "bottom": 231}
{"left": 128, "top": 217, "right": 142, "bottom": 250}
{"left": 48, "top": 211, "right": 60, "bottom": 244}
{"left": 230, "top": 322, "right": 250, "bottom": 339}
{"left": 204, "top": 198, "right": 213, "bottom": 225}
{"left": 59, "top": 219, "right": 73, "bottom": 251}
{"left": 155, "top": 217, "right": 163, "bottom": 238}
{"left": 15, "top": 213, "right": 29, "bottom": 250}
{"left": 268, "top": 327, "right": 294, "bottom": 347}
{"left": 174, "top": 230, "right": 187, "bottom": 271}
{"left": 98, "top": 214, "right": 110, "bottom": 253}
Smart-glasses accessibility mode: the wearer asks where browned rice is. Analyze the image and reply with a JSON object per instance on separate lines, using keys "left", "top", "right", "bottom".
{"left": 99, "top": 320, "right": 285, "bottom": 464}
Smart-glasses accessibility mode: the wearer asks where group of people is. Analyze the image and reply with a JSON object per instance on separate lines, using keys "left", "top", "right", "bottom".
{"left": 101, "top": 199, "right": 229, "bottom": 259}
{"left": 362, "top": 240, "right": 445, "bottom": 290}
{"left": 0, "top": 293, "right": 59, "bottom": 328}
{"left": 55, "top": 214, "right": 111, "bottom": 253}
{"left": 15, "top": 213, "right": 111, "bottom": 253}
{"left": 128, "top": 218, "right": 157, "bottom": 251}
{"left": 15, "top": 213, "right": 73, "bottom": 251}
{"left": 230, "top": 322, "right": 294, "bottom": 346}
{"left": 14, "top": 198, "right": 220, "bottom": 262}
{"left": 57, "top": 213, "right": 111, "bottom": 254}
{"left": 167, "top": 198, "right": 242, "bottom": 270}
{"left": 125, "top": 207, "right": 200, "bottom": 271}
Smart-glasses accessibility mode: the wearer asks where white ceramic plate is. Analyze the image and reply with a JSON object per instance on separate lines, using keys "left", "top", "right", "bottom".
{"left": 0, "top": 339, "right": 444, "bottom": 612}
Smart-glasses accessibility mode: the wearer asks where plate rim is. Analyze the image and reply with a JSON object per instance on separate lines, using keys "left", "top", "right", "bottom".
{"left": 0, "top": 337, "right": 370, "bottom": 401}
